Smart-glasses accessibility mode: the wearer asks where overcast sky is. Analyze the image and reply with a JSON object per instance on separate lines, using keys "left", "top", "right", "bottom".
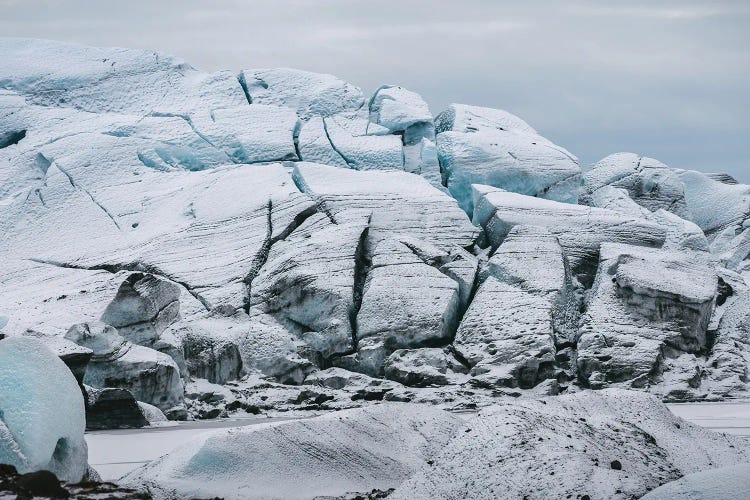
{"left": 2, "top": 0, "right": 748, "bottom": 180}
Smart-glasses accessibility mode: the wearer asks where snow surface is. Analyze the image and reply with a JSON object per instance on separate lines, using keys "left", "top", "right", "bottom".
{"left": 643, "top": 463, "right": 750, "bottom": 500}
{"left": 391, "top": 390, "right": 750, "bottom": 500}
{"left": 123, "top": 404, "right": 462, "bottom": 499}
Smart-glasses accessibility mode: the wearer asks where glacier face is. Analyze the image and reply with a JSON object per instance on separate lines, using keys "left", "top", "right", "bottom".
{"left": 2, "top": 37, "right": 750, "bottom": 436}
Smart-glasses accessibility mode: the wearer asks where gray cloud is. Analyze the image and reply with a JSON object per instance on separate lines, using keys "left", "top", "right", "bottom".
{"left": 1, "top": 0, "right": 748, "bottom": 179}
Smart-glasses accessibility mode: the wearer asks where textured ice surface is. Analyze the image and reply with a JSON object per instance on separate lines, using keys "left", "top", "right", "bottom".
{"left": 582, "top": 152, "right": 689, "bottom": 218}
{"left": 435, "top": 103, "right": 581, "bottom": 214}
{"left": 390, "top": 390, "right": 750, "bottom": 500}
{"left": 368, "top": 85, "right": 434, "bottom": 145}
{"left": 677, "top": 168, "right": 750, "bottom": 237}
{"left": 473, "top": 187, "right": 666, "bottom": 285}
{"left": 292, "top": 162, "right": 478, "bottom": 253}
{"left": 238, "top": 67, "right": 364, "bottom": 119}
{"left": 0, "top": 337, "right": 88, "bottom": 482}
{"left": 123, "top": 404, "right": 462, "bottom": 500}
{"left": 455, "top": 225, "right": 579, "bottom": 388}
{"left": 577, "top": 244, "right": 717, "bottom": 393}
{"left": 0, "top": 38, "right": 247, "bottom": 115}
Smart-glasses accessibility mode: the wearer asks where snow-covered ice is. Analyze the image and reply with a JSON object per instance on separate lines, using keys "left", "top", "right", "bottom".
{"left": 122, "top": 404, "right": 462, "bottom": 499}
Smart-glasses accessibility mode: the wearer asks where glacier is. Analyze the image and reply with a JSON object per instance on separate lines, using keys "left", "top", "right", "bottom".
{"left": 2, "top": 36, "right": 750, "bottom": 497}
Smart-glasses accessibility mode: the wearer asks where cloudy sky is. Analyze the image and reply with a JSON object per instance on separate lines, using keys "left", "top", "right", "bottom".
{"left": 2, "top": 0, "right": 748, "bottom": 180}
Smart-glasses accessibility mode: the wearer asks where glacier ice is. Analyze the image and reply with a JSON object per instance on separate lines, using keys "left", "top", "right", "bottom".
{"left": 435, "top": 103, "right": 581, "bottom": 214}
{"left": 3, "top": 36, "right": 750, "bottom": 440}
{"left": 581, "top": 152, "right": 689, "bottom": 218}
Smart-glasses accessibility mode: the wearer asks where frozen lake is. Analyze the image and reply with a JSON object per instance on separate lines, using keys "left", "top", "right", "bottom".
{"left": 87, "top": 401, "right": 750, "bottom": 481}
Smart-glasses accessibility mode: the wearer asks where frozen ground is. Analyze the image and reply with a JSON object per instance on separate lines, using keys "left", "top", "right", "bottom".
{"left": 87, "top": 401, "right": 750, "bottom": 482}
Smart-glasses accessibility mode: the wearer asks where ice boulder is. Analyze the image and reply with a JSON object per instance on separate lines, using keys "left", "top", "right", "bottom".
{"left": 236, "top": 314, "right": 315, "bottom": 385}
{"left": 582, "top": 186, "right": 709, "bottom": 252}
{"left": 356, "top": 238, "right": 462, "bottom": 366}
{"left": 123, "top": 403, "right": 463, "bottom": 500}
{"left": 190, "top": 104, "right": 300, "bottom": 163}
{"left": 577, "top": 244, "right": 717, "bottom": 392}
{"left": 248, "top": 213, "right": 366, "bottom": 358}
{"left": 390, "top": 389, "right": 750, "bottom": 500}
{"left": 581, "top": 153, "right": 690, "bottom": 218}
{"left": 677, "top": 168, "right": 750, "bottom": 237}
{"left": 67, "top": 322, "right": 183, "bottom": 411}
{"left": 0, "top": 337, "right": 88, "bottom": 482}
{"left": 473, "top": 187, "right": 665, "bottom": 285}
{"left": 179, "top": 323, "right": 243, "bottom": 385}
{"left": 84, "top": 386, "right": 149, "bottom": 430}
{"left": 297, "top": 110, "right": 405, "bottom": 170}
{"left": 100, "top": 273, "right": 181, "bottom": 346}
{"left": 238, "top": 68, "right": 364, "bottom": 119}
{"left": 384, "top": 348, "right": 468, "bottom": 387}
{"left": 368, "top": 85, "right": 434, "bottom": 145}
{"left": 435, "top": 104, "right": 581, "bottom": 214}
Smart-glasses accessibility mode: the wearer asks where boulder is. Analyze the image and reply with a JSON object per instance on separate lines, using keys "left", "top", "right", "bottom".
{"left": 179, "top": 324, "right": 243, "bottom": 385}
{"left": 248, "top": 213, "right": 365, "bottom": 358}
{"left": 67, "top": 323, "right": 184, "bottom": 411}
{"left": 236, "top": 314, "right": 315, "bottom": 385}
{"left": 454, "top": 277, "right": 558, "bottom": 389}
{"left": 84, "top": 386, "right": 148, "bottom": 430}
{"left": 100, "top": 272, "right": 181, "bottom": 346}
{"left": 357, "top": 238, "right": 462, "bottom": 356}
{"left": 454, "top": 225, "right": 580, "bottom": 389}
{"left": 384, "top": 348, "right": 467, "bottom": 387}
